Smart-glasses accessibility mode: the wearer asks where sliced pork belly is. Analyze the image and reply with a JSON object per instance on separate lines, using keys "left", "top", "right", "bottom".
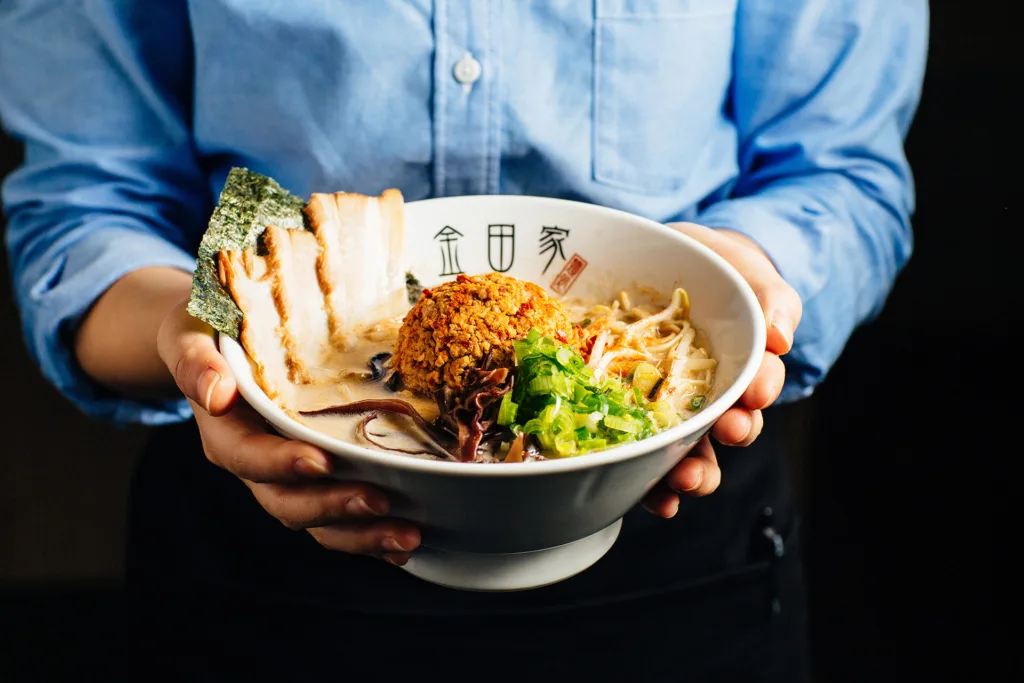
{"left": 260, "top": 225, "right": 336, "bottom": 384}
{"left": 305, "top": 189, "right": 407, "bottom": 351}
{"left": 218, "top": 247, "right": 293, "bottom": 403}
{"left": 217, "top": 189, "right": 409, "bottom": 410}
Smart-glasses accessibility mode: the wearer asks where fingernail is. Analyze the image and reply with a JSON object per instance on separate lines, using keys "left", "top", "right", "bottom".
{"left": 769, "top": 313, "right": 793, "bottom": 352}
{"left": 345, "top": 496, "right": 384, "bottom": 517}
{"left": 295, "top": 456, "right": 331, "bottom": 477}
{"left": 383, "top": 554, "right": 409, "bottom": 567}
{"left": 381, "top": 536, "right": 411, "bottom": 552}
{"left": 722, "top": 414, "right": 754, "bottom": 447}
{"left": 745, "top": 411, "right": 758, "bottom": 441}
{"left": 198, "top": 369, "right": 221, "bottom": 413}
{"left": 681, "top": 468, "right": 703, "bottom": 492}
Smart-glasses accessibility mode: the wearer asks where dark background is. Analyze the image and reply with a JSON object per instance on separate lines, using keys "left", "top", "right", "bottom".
{"left": 0, "top": 3, "right": 1006, "bottom": 681}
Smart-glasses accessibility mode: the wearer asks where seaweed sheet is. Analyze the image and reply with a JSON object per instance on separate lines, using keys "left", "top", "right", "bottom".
{"left": 405, "top": 271, "right": 423, "bottom": 306}
{"left": 186, "top": 167, "right": 308, "bottom": 340}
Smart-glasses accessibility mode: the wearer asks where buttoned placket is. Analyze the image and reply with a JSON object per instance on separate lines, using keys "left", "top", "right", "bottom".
{"left": 432, "top": 0, "right": 503, "bottom": 197}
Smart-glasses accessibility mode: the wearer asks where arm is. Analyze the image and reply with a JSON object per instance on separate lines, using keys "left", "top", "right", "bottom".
{"left": 647, "top": 1, "right": 928, "bottom": 514}
{"left": 0, "top": 1, "right": 419, "bottom": 562}
{"left": 74, "top": 266, "right": 193, "bottom": 399}
{"left": 697, "top": 0, "right": 929, "bottom": 401}
{"left": 0, "top": 0, "right": 205, "bottom": 423}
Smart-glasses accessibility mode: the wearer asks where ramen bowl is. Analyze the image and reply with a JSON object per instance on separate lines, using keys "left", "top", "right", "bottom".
{"left": 219, "top": 195, "right": 766, "bottom": 592}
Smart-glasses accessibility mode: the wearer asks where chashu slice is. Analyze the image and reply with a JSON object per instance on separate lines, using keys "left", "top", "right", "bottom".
{"left": 217, "top": 245, "right": 294, "bottom": 404}
{"left": 220, "top": 226, "right": 334, "bottom": 393}
{"left": 218, "top": 190, "right": 409, "bottom": 409}
{"left": 261, "top": 225, "right": 336, "bottom": 385}
{"left": 305, "top": 189, "right": 407, "bottom": 351}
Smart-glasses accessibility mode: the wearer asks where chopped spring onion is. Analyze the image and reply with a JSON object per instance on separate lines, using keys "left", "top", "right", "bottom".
{"left": 631, "top": 362, "right": 661, "bottom": 397}
{"left": 648, "top": 400, "right": 682, "bottom": 429}
{"left": 497, "top": 393, "right": 518, "bottom": 426}
{"left": 504, "top": 328, "right": 677, "bottom": 457}
{"left": 689, "top": 395, "right": 706, "bottom": 411}
{"left": 602, "top": 414, "right": 642, "bottom": 433}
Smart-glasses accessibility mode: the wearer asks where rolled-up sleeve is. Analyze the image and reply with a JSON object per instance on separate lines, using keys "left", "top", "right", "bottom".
{"left": 697, "top": 1, "right": 929, "bottom": 402}
{"left": 0, "top": 1, "right": 207, "bottom": 424}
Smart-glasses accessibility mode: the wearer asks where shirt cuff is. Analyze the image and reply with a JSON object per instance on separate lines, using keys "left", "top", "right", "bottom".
{"left": 22, "top": 223, "right": 197, "bottom": 426}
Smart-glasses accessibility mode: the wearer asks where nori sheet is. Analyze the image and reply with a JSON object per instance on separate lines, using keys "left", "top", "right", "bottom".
{"left": 186, "top": 167, "right": 308, "bottom": 340}
{"left": 406, "top": 270, "right": 423, "bottom": 305}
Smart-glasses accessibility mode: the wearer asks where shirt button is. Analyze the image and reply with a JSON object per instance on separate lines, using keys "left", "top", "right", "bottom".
{"left": 452, "top": 53, "right": 482, "bottom": 85}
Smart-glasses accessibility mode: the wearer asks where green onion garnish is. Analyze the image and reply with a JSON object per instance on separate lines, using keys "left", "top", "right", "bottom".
{"left": 503, "top": 328, "right": 666, "bottom": 457}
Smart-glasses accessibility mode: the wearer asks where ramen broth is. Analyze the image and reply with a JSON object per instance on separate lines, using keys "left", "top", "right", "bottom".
{"left": 275, "top": 287, "right": 715, "bottom": 463}
{"left": 264, "top": 328, "right": 445, "bottom": 459}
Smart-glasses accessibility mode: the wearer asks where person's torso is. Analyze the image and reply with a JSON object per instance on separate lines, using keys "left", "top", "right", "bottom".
{"left": 135, "top": 0, "right": 792, "bottom": 616}
{"left": 184, "top": 0, "right": 740, "bottom": 227}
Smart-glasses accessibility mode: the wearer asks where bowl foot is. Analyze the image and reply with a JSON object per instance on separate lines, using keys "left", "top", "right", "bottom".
{"left": 401, "top": 518, "right": 623, "bottom": 592}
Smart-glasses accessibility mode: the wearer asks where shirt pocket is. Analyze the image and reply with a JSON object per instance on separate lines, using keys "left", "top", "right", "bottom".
{"left": 593, "top": 0, "right": 737, "bottom": 195}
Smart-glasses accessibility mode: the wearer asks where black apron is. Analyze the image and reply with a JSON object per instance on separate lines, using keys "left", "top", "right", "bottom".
{"left": 121, "top": 406, "right": 810, "bottom": 682}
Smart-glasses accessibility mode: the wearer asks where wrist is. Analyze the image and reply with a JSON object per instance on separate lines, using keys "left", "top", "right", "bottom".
{"left": 73, "top": 265, "right": 193, "bottom": 399}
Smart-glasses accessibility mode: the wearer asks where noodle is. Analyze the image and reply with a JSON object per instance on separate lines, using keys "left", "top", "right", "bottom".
{"left": 566, "top": 288, "right": 715, "bottom": 417}
{"left": 290, "top": 283, "right": 715, "bottom": 462}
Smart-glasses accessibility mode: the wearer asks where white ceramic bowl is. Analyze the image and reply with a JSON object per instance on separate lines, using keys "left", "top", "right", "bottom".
{"left": 219, "top": 195, "right": 765, "bottom": 591}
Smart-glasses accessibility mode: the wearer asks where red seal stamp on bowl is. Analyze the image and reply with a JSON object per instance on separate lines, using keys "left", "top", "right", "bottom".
{"left": 550, "top": 253, "right": 588, "bottom": 295}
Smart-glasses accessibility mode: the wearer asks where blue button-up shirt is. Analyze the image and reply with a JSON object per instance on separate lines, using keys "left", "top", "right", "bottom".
{"left": 0, "top": 1, "right": 928, "bottom": 426}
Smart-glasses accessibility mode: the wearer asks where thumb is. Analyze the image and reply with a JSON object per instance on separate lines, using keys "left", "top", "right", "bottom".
{"left": 158, "top": 303, "right": 238, "bottom": 416}
{"left": 668, "top": 222, "right": 802, "bottom": 356}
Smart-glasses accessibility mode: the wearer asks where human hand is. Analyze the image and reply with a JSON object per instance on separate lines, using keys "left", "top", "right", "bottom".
{"left": 641, "top": 222, "right": 802, "bottom": 518}
{"left": 156, "top": 302, "right": 420, "bottom": 565}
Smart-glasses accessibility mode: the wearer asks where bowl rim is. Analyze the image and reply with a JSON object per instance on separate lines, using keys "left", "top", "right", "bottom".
{"left": 218, "top": 194, "right": 767, "bottom": 478}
